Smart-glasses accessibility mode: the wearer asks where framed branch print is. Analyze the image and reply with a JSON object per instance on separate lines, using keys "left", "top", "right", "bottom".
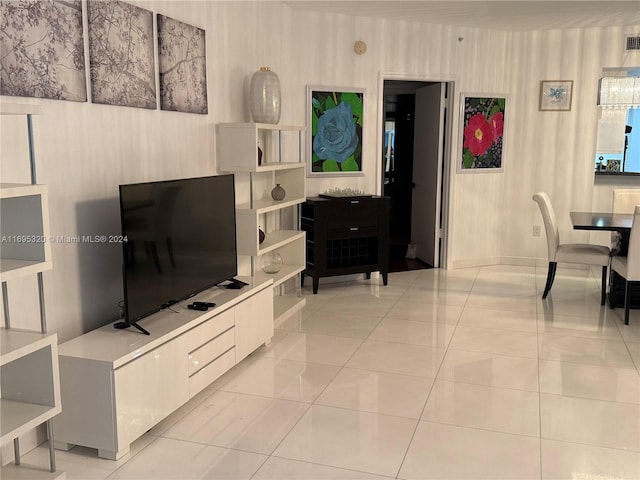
{"left": 539, "top": 80, "right": 573, "bottom": 111}
{"left": 307, "top": 87, "right": 364, "bottom": 177}
{"left": 0, "top": 0, "right": 87, "bottom": 102}
{"left": 88, "top": 0, "right": 156, "bottom": 109}
{"left": 458, "top": 94, "right": 507, "bottom": 173}
{"left": 157, "top": 15, "right": 208, "bottom": 114}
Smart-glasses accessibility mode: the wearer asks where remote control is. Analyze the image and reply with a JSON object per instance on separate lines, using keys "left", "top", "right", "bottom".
{"left": 187, "top": 303, "right": 208, "bottom": 311}
{"left": 193, "top": 301, "right": 216, "bottom": 308}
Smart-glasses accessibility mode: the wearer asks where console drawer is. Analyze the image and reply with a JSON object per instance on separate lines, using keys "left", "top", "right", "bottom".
{"left": 326, "top": 199, "right": 377, "bottom": 227}
{"left": 184, "top": 308, "right": 234, "bottom": 353}
{"left": 188, "top": 347, "right": 235, "bottom": 397}
{"left": 188, "top": 327, "right": 235, "bottom": 376}
{"left": 327, "top": 226, "right": 377, "bottom": 239}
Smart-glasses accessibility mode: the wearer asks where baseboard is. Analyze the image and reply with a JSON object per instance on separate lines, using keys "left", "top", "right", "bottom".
{"left": 451, "top": 257, "right": 501, "bottom": 269}
{"left": 500, "top": 256, "right": 544, "bottom": 267}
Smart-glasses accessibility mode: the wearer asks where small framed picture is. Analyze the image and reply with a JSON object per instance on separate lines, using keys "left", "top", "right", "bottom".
{"left": 539, "top": 80, "right": 573, "bottom": 111}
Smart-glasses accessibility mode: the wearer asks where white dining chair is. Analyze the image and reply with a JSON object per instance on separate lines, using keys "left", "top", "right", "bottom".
{"left": 611, "top": 189, "right": 640, "bottom": 254}
{"left": 533, "top": 192, "right": 611, "bottom": 305}
{"left": 610, "top": 204, "right": 640, "bottom": 325}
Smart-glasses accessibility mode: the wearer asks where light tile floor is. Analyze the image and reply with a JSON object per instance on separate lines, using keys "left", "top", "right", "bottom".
{"left": 20, "top": 265, "right": 640, "bottom": 479}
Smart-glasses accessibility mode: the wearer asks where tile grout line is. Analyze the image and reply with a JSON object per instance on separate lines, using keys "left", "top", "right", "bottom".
{"left": 249, "top": 276, "right": 408, "bottom": 479}
{"left": 535, "top": 264, "right": 544, "bottom": 480}
{"left": 393, "top": 267, "right": 478, "bottom": 479}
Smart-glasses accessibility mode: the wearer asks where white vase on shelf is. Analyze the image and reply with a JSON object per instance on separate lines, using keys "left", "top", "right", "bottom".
{"left": 249, "top": 67, "right": 281, "bottom": 124}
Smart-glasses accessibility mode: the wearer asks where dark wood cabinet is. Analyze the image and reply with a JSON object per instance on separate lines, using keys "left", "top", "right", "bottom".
{"left": 301, "top": 196, "right": 390, "bottom": 294}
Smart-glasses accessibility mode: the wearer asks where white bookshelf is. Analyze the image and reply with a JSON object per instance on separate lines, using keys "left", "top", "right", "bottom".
{"left": 0, "top": 183, "right": 53, "bottom": 281}
{"left": 217, "top": 123, "right": 306, "bottom": 324}
{"left": 1, "top": 330, "right": 61, "bottom": 444}
{"left": 0, "top": 104, "right": 62, "bottom": 478}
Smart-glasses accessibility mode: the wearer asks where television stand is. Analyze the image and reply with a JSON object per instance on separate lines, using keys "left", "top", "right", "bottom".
{"left": 54, "top": 278, "right": 273, "bottom": 460}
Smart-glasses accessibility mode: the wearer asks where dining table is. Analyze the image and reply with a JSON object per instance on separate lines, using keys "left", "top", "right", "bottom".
{"left": 570, "top": 211, "right": 637, "bottom": 309}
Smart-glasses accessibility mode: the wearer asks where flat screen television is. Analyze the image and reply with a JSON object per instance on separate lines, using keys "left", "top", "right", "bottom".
{"left": 116, "top": 174, "right": 237, "bottom": 334}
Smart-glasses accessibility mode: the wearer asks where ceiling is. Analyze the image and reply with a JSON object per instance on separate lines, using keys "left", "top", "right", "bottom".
{"left": 285, "top": 1, "right": 640, "bottom": 32}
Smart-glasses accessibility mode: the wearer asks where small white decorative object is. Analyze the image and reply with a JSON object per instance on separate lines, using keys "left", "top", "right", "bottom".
{"left": 260, "top": 251, "right": 283, "bottom": 274}
{"left": 321, "top": 187, "right": 367, "bottom": 197}
{"left": 249, "top": 67, "right": 281, "bottom": 124}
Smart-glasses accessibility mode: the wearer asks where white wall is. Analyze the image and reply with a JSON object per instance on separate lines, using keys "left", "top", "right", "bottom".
{"left": 1, "top": 1, "right": 637, "bottom": 343}
{"left": 1, "top": 1, "right": 294, "bottom": 342}
{"left": 501, "top": 26, "right": 640, "bottom": 265}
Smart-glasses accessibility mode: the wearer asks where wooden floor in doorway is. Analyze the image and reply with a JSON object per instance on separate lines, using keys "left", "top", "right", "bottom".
{"left": 389, "top": 244, "right": 432, "bottom": 273}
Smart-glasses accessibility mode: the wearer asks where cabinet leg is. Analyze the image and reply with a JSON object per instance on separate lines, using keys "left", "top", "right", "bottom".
{"left": 301, "top": 273, "right": 305, "bottom": 288}
{"left": 98, "top": 447, "right": 129, "bottom": 461}
{"left": 366, "top": 272, "right": 371, "bottom": 280}
{"left": 54, "top": 441, "right": 74, "bottom": 451}
{"left": 313, "top": 278, "right": 319, "bottom": 294}
{"left": 382, "top": 272, "right": 388, "bottom": 286}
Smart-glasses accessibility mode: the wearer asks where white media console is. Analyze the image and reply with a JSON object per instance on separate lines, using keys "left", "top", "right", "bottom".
{"left": 53, "top": 277, "right": 273, "bottom": 460}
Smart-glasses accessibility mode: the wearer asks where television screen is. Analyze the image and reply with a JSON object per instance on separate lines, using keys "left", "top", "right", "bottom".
{"left": 119, "top": 175, "right": 237, "bottom": 328}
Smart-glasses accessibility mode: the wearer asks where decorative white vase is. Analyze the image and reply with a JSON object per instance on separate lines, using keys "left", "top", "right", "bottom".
{"left": 249, "top": 67, "right": 281, "bottom": 124}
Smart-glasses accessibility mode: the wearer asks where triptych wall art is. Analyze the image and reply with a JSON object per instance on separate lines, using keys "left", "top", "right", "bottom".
{"left": 88, "top": 1, "right": 156, "bottom": 109}
{"left": 0, "top": 0, "right": 87, "bottom": 102}
{"left": 157, "top": 15, "right": 208, "bottom": 114}
{"left": 0, "top": 0, "right": 207, "bottom": 114}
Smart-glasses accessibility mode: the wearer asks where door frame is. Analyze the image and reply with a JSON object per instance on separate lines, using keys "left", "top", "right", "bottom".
{"left": 376, "top": 72, "right": 456, "bottom": 269}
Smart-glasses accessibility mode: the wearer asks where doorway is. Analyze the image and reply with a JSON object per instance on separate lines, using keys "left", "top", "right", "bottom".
{"left": 381, "top": 79, "right": 451, "bottom": 272}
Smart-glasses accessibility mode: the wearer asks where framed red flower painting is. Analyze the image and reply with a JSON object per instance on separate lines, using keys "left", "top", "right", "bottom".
{"left": 458, "top": 95, "right": 507, "bottom": 173}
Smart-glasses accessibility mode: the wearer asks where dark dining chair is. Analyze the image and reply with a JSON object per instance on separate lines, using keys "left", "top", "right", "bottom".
{"left": 533, "top": 192, "right": 610, "bottom": 305}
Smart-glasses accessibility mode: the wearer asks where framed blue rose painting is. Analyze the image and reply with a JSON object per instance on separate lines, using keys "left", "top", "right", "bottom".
{"left": 307, "top": 87, "right": 365, "bottom": 176}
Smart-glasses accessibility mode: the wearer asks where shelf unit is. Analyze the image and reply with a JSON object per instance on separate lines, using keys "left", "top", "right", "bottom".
{"left": 1, "top": 329, "right": 61, "bottom": 478}
{"left": 1, "top": 104, "right": 62, "bottom": 478}
{"left": 1, "top": 183, "right": 53, "bottom": 281}
{"left": 217, "top": 123, "right": 306, "bottom": 325}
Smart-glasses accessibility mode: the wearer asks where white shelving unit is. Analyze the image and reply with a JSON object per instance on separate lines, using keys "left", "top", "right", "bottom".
{"left": 1, "top": 183, "right": 53, "bottom": 280}
{"left": 1, "top": 329, "right": 62, "bottom": 478}
{"left": 1, "top": 103, "right": 62, "bottom": 478}
{"left": 217, "top": 123, "right": 306, "bottom": 325}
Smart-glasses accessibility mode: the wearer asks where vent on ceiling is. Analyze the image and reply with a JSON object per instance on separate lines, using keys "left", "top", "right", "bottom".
{"left": 626, "top": 35, "right": 640, "bottom": 51}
